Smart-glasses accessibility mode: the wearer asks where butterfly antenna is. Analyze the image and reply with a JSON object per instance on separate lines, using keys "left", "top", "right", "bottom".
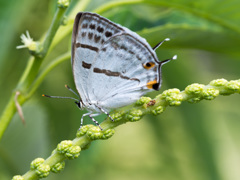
{"left": 65, "top": 85, "right": 80, "bottom": 98}
{"left": 159, "top": 55, "right": 177, "bottom": 65}
{"left": 42, "top": 94, "right": 79, "bottom": 102}
{"left": 152, "top": 38, "right": 170, "bottom": 51}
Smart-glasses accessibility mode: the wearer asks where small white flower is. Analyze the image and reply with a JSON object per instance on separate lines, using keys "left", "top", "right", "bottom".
{"left": 16, "top": 31, "right": 36, "bottom": 50}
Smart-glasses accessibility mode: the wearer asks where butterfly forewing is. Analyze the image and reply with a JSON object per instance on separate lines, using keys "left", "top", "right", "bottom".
{"left": 86, "top": 33, "right": 161, "bottom": 110}
{"left": 72, "top": 12, "right": 125, "bottom": 104}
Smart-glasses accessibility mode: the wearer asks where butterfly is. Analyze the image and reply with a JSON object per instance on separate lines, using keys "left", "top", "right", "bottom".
{"left": 44, "top": 12, "right": 176, "bottom": 130}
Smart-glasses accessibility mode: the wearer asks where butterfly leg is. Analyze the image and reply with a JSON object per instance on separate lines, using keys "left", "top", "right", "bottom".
{"left": 88, "top": 114, "right": 103, "bottom": 130}
{"left": 95, "top": 105, "right": 114, "bottom": 122}
{"left": 79, "top": 112, "right": 92, "bottom": 130}
{"left": 79, "top": 112, "right": 103, "bottom": 130}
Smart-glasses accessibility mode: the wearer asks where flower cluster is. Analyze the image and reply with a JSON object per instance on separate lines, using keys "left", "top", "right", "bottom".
{"left": 77, "top": 124, "right": 115, "bottom": 140}
{"left": 57, "top": 140, "right": 81, "bottom": 160}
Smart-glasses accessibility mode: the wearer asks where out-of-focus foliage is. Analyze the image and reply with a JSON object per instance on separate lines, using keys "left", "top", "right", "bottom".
{"left": 0, "top": 0, "right": 240, "bottom": 180}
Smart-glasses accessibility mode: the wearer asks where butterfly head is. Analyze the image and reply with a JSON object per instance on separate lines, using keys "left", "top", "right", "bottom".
{"left": 75, "top": 100, "right": 83, "bottom": 109}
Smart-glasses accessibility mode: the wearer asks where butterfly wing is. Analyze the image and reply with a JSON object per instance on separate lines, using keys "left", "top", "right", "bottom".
{"left": 71, "top": 12, "right": 125, "bottom": 104}
{"left": 86, "top": 33, "right": 162, "bottom": 110}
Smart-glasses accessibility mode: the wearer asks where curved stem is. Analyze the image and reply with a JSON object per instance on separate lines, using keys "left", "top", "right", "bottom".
{"left": 17, "top": 8, "right": 67, "bottom": 91}
{"left": 28, "top": 52, "right": 71, "bottom": 97}
{"left": 0, "top": 5, "right": 68, "bottom": 141}
{"left": 50, "top": 0, "right": 92, "bottom": 53}
{"left": 0, "top": 52, "right": 71, "bottom": 140}
{"left": 17, "top": 78, "right": 240, "bottom": 180}
{"left": 94, "top": 0, "right": 240, "bottom": 33}
{"left": 0, "top": 0, "right": 95, "bottom": 141}
{"left": 94, "top": 0, "right": 144, "bottom": 14}
{"left": 42, "top": 8, "right": 67, "bottom": 57}
{"left": 0, "top": 94, "right": 16, "bottom": 139}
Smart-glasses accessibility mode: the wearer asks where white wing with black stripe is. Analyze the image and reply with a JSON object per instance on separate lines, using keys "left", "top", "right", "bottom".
{"left": 72, "top": 12, "right": 125, "bottom": 106}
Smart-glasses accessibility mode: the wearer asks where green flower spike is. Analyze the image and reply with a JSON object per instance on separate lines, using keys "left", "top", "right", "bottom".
{"left": 30, "top": 158, "right": 50, "bottom": 178}
{"left": 110, "top": 111, "right": 125, "bottom": 122}
{"left": 135, "top": 97, "right": 152, "bottom": 106}
{"left": 57, "top": 0, "right": 70, "bottom": 8}
{"left": 10, "top": 79, "right": 240, "bottom": 180}
{"left": 57, "top": 140, "right": 72, "bottom": 154}
{"left": 35, "top": 164, "right": 51, "bottom": 178}
{"left": 185, "top": 84, "right": 205, "bottom": 103}
{"left": 86, "top": 125, "right": 104, "bottom": 140}
{"left": 161, "top": 88, "right": 183, "bottom": 106}
{"left": 202, "top": 88, "right": 219, "bottom": 100}
{"left": 127, "top": 109, "right": 143, "bottom": 122}
{"left": 210, "top": 78, "right": 240, "bottom": 95}
{"left": 136, "top": 96, "right": 156, "bottom": 109}
{"left": 12, "top": 175, "right": 24, "bottom": 180}
{"left": 57, "top": 140, "right": 81, "bottom": 159}
{"left": 210, "top": 78, "right": 228, "bottom": 86}
{"left": 30, "top": 158, "right": 45, "bottom": 170}
{"left": 51, "top": 162, "right": 65, "bottom": 173}
{"left": 77, "top": 124, "right": 114, "bottom": 139}
{"left": 187, "top": 97, "right": 202, "bottom": 104}
{"left": 226, "top": 80, "right": 240, "bottom": 92}
{"left": 151, "top": 106, "right": 165, "bottom": 115}
{"left": 65, "top": 146, "right": 81, "bottom": 159}
{"left": 185, "top": 83, "right": 205, "bottom": 95}
{"left": 102, "top": 129, "right": 115, "bottom": 139}
{"left": 76, "top": 125, "right": 92, "bottom": 137}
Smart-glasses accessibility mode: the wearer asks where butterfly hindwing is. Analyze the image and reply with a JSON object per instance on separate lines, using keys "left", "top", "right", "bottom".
{"left": 86, "top": 33, "right": 161, "bottom": 110}
{"left": 72, "top": 12, "right": 125, "bottom": 104}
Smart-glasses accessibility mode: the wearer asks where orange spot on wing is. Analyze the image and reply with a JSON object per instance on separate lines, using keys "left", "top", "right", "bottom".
{"left": 147, "top": 79, "right": 158, "bottom": 89}
{"left": 143, "top": 62, "right": 155, "bottom": 70}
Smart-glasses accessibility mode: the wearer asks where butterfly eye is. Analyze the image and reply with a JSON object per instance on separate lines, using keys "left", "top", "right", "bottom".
{"left": 143, "top": 62, "right": 155, "bottom": 70}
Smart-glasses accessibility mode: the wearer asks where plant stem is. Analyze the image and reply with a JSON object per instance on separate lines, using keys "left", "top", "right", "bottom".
{"left": 28, "top": 52, "right": 71, "bottom": 97}
{"left": 94, "top": 0, "right": 240, "bottom": 34}
{"left": 18, "top": 79, "right": 240, "bottom": 180}
{"left": 0, "top": 5, "right": 68, "bottom": 141}
{"left": 0, "top": 94, "right": 16, "bottom": 139}
{"left": 41, "top": 8, "right": 67, "bottom": 57}
{"left": 17, "top": 57, "right": 42, "bottom": 91}
{"left": 94, "top": 0, "right": 144, "bottom": 14}
{"left": 18, "top": 7, "right": 67, "bottom": 92}
{"left": 49, "top": 0, "right": 92, "bottom": 52}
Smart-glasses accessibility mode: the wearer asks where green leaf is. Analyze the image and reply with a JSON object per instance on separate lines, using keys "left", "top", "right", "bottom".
{"left": 98, "top": 0, "right": 240, "bottom": 55}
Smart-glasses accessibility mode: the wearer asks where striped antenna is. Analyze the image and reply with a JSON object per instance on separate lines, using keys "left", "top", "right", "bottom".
{"left": 158, "top": 55, "right": 177, "bottom": 65}
{"left": 42, "top": 94, "right": 79, "bottom": 102}
{"left": 152, "top": 38, "right": 170, "bottom": 51}
{"left": 65, "top": 85, "right": 80, "bottom": 98}
{"left": 42, "top": 85, "right": 80, "bottom": 102}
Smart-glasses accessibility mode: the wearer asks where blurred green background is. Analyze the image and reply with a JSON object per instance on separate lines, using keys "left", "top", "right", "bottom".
{"left": 0, "top": 0, "right": 240, "bottom": 179}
